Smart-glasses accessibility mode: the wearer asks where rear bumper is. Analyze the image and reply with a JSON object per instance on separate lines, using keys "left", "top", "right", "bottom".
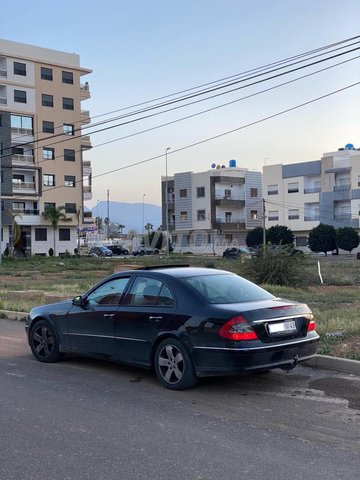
{"left": 192, "top": 336, "right": 319, "bottom": 376}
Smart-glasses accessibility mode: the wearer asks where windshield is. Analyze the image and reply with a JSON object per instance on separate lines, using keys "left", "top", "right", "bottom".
{"left": 182, "top": 273, "right": 275, "bottom": 304}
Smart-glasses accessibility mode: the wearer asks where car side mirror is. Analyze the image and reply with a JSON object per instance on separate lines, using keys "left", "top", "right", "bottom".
{"left": 72, "top": 295, "right": 86, "bottom": 307}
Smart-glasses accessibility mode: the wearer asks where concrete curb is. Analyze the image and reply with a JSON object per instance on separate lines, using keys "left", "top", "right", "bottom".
{"left": 1, "top": 311, "right": 359, "bottom": 376}
{"left": 303, "top": 354, "right": 360, "bottom": 376}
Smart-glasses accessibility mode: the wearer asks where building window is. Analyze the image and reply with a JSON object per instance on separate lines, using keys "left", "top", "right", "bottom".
{"left": 225, "top": 212, "right": 232, "bottom": 222}
{"left": 288, "top": 182, "right": 299, "bottom": 193}
{"left": 42, "top": 94, "right": 53, "bottom": 107}
{"left": 44, "top": 202, "right": 55, "bottom": 212}
{"left": 41, "top": 67, "right": 53, "bottom": 81}
{"left": 268, "top": 184, "right": 278, "bottom": 195}
{"left": 43, "top": 147, "right": 55, "bottom": 160}
{"left": 64, "top": 149, "right": 75, "bottom": 161}
{"left": 14, "top": 90, "right": 27, "bottom": 103}
{"left": 62, "top": 97, "right": 74, "bottom": 110}
{"left": 197, "top": 187, "right": 205, "bottom": 198}
{"left": 295, "top": 236, "right": 308, "bottom": 247}
{"left": 288, "top": 209, "right": 300, "bottom": 220}
{"left": 42, "top": 121, "right": 54, "bottom": 134}
{"left": 225, "top": 234, "right": 233, "bottom": 243}
{"left": 35, "top": 228, "right": 47, "bottom": 241}
{"left": 268, "top": 211, "right": 279, "bottom": 221}
{"left": 180, "top": 211, "right": 188, "bottom": 221}
{"left": 63, "top": 123, "right": 74, "bottom": 135}
{"left": 62, "top": 71, "right": 74, "bottom": 84}
{"left": 64, "top": 175, "right": 75, "bottom": 187}
{"left": 197, "top": 209, "right": 206, "bottom": 221}
{"left": 59, "top": 228, "right": 71, "bottom": 241}
{"left": 251, "top": 210, "right": 258, "bottom": 220}
{"left": 65, "top": 203, "right": 76, "bottom": 214}
{"left": 43, "top": 174, "right": 55, "bottom": 187}
{"left": 14, "top": 62, "right": 26, "bottom": 76}
{"left": 224, "top": 189, "right": 232, "bottom": 199}
{"left": 250, "top": 188, "right": 258, "bottom": 197}
{"left": 11, "top": 114, "right": 33, "bottom": 132}
{"left": 179, "top": 189, "right": 187, "bottom": 198}
{"left": 13, "top": 202, "right": 25, "bottom": 213}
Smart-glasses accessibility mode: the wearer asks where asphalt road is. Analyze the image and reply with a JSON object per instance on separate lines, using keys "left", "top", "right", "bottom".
{"left": 1, "top": 319, "right": 359, "bottom": 480}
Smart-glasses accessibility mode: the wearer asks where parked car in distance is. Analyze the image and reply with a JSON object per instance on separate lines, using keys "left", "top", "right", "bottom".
{"left": 223, "top": 247, "right": 251, "bottom": 259}
{"left": 107, "top": 245, "right": 129, "bottom": 256}
{"left": 25, "top": 265, "right": 319, "bottom": 390}
{"left": 88, "top": 246, "right": 113, "bottom": 257}
{"left": 132, "top": 246, "right": 160, "bottom": 256}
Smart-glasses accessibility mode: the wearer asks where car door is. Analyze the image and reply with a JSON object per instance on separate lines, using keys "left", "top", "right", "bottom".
{"left": 67, "top": 277, "right": 130, "bottom": 356}
{"left": 114, "top": 275, "right": 177, "bottom": 366}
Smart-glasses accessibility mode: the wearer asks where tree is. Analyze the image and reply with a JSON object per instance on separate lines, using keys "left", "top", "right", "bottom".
{"left": 246, "top": 227, "right": 264, "bottom": 248}
{"left": 145, "top": 222, "right": 154, "bottom": 234}
{"left": 335, "top": 227, "right": 360, "bottom": 254}
{"left": 42, "top": 205, "right": 72, "bottom": 256}
{"left": 118, "top": 224, "right": 125, "bottom": 234}
{"left": 267, "top": 225, "right": 294, "bottom": 245}
{"left": 308, "top": 223, "right": 336, "bottom": 256}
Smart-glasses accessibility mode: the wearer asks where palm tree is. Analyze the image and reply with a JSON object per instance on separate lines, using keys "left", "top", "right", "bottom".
{"left": 42, "top": 205, "right": 72, "bottom": 256}
{"left": 118, "top": 224, "right": 125, "bottom": 234}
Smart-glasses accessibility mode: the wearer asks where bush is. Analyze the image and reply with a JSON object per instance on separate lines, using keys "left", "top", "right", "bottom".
{"left": 243, "top": 244, "right": 307, "bottom": 286}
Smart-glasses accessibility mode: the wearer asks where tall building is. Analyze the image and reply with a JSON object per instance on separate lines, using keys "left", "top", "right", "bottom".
{"left": 0, "top": 39, "right": 92, "bottom": 256}
{"left": 263, "top": 144, "right": 360, "bottom": 248}
{"left": 161, "top": 161, "right": 263, "bottom": 254}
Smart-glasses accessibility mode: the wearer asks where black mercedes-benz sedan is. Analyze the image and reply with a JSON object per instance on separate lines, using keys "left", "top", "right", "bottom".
{"left": 25, "top": 265, "right": 319, "bottom": 390}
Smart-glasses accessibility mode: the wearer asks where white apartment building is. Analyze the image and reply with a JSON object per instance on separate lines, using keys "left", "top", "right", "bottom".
{"left": 0, "top": 39, "right": 92, "bottom": 256}
{"left": 161, "top": 161, "right": 262, "bottom": 254}
{"left": 263, "top": 144, "right": 360, "bottom": 248}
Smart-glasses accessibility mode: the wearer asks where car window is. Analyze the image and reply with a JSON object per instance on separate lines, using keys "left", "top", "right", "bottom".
{"left": 87, "top": 277, "right": 130, "bottom": 306}
{"left": 182, "top": 274, "right": 274, "bottom": 304}
{"left": 127, "top": 276, "right": 175, "bottom": 307}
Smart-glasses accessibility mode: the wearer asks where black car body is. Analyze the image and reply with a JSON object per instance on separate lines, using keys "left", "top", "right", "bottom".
{"left": 25, "top": 266, "right": 319, "bottom": 390}
{"left": 223, "top": 247, "right": 251, "bottom": 259}
{"left": 107, "top": 245, "right": 129, "bottom": 256}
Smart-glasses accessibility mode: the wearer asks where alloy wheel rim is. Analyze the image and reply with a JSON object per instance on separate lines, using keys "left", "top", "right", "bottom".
{"left": 32, "top": 326, "right": 54, "bottom": 358}
{"left": 158, "top": 344, "right": 184, "bottom": 384}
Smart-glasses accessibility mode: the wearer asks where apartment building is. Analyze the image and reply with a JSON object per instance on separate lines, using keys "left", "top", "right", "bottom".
{"left": 161, "top": 161, "right": 262, "bottom": 253}
{"left": 0, "top": 39, "right": 92, "bottom": 256}
{"left": 263, "top": 144, "right": 360, "bottom": 248}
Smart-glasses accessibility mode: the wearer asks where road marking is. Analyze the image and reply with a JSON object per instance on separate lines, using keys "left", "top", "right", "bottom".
{"left": 0, "top": 336, "right": 26, "bottom": 344}
{"left": 6, "top": 372, "right": 26, "bottom": 377}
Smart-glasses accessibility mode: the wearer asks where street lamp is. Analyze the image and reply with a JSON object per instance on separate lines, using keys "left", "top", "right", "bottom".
{"left": 165, "top": 147, "right": 171, "bottom": 257}
{"left": 142, "top": 194, "right": 146, "bottom": 237}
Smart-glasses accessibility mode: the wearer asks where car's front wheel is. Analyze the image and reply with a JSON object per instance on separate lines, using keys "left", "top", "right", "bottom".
{"left": 29, "top": 320, "right": 63, "bottom": 363}
{"left": 154, "top": 338, "right": 198, "bottom": 390}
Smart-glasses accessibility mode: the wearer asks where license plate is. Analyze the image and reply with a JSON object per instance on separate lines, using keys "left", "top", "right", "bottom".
{"left": 268, "top": 320, "right": 296, "bottom": 334}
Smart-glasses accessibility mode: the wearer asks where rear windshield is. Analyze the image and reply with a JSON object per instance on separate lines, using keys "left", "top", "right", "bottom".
{"left": 182, "top": 273, "right": 274, "bottom": 304}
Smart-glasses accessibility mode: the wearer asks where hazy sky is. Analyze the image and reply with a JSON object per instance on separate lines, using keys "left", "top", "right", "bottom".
{"left": 1, "top": 0, "right": 360, "bottom": 207}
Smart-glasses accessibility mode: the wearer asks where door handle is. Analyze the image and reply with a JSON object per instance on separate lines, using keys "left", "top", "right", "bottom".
{"left": 148, "top": 316, "right": 163, "bottom": 321}
{"left": 104, "top": 313, "right": 115, "bottom": 319}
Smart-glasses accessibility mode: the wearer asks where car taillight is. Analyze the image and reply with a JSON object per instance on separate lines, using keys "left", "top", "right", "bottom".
{"left": 307, "top": 314, "right": 316, "bottom": 331}
{"left": 219, "top": 316, "right": 258, "bottom": 341}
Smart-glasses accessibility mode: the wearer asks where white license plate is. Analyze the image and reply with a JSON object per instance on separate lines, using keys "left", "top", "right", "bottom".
{"left": 269, "top": 320, "right": 296, "bottom": 334}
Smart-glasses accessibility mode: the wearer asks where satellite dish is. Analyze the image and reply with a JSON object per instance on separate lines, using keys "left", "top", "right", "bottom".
{"left": 211, "top": 163, "right": 216, "bottom": 169}
{"left": 345, "top": 143, "right": 354, "bottom": 150}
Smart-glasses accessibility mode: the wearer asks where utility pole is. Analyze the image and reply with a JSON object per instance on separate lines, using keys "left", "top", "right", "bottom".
{"left": 107, "top": 189, "right": 110, "bottom": 241}
{"left": 262, "top": 198, "right": 266, "bottom": 256}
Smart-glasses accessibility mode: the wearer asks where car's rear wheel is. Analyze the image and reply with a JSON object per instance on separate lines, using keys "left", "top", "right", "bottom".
{"left": 153, "top": 249, "right": 159, "bottom": 255}
{"left": 154, "top": 338, "right": 198, "bottom": 390}
{"left": 29, "top": 320, "right": 63, "bottom": 363}
{"left": 139, "top": 250, "right": 145, "bottom": 256}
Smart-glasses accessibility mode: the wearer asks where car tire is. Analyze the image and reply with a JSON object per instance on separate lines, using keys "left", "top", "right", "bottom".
{"left": 139, "top": 250, "right": 145, "bottom": 256}
{"left": 29, "top": 320, "right": 63, "bottom": 363}
{"left": 154, "top": 338, "right": 198, "bottom": 390}
{"left": 153, "top": 250, "right": 159, "bottom": 255}
{"left": 123, "top": 250, "right": 129, "bottom": 255}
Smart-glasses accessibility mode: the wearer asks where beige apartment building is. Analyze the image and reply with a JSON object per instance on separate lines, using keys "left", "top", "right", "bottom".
{"left": 263, "top": 144, "right": 360, "bottom": 249}
{"left": 0, "top": 39, "right": 92, "bottom": 256}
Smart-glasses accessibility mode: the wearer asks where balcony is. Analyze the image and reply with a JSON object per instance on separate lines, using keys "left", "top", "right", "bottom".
{"left": 304, "top": 215, "right": 320, "bottom": 221}
{"left": 80, "top": 83, "right": 91, "bottom": 100}
{"left": 81, "top": 135, "right": 92, "bottom": 150}
{"left": 214, "top": 194, "right": 245, "bottom": 208}
{"left": 12, "top": 181, "right": 36, "bottom": 193}
{"left": 0, "top": 96, "right": 7, "bottom": 105}
{"left": 334, "top": 213, "right": 351, "bottom": 221}
{"left": 83, "top": 185, "right": 92, "bottom": 201}
{"left": 0, "top": 68, "right": 7, "bottom": 77}
{"left": 214, "top": 219, "right": 246, "bottom": 231}
{"left": 81, "top": 110, "right": 91, "bottom": 125}
{"left": 304, "top": 187, "right": 321, "bottom": 194}
{"left": 13, "top": 208, "right": 39, "bottom": 215}
{"left": 12, "top": 154, "right": 35, "bottom": 166}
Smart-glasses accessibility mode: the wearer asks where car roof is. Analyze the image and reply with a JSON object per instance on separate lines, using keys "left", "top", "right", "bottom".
{"left": 117, "top": 266, "right": 232, "bottom": 278}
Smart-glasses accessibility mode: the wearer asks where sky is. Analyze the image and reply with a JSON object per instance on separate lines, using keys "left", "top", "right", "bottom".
{"left": 1, "top": 0, "right": 360, "bottom": 207}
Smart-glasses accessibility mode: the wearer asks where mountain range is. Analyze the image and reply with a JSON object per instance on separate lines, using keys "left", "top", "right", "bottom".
{"left": 89, "top": 201, "right": 162, "bottom": 233}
